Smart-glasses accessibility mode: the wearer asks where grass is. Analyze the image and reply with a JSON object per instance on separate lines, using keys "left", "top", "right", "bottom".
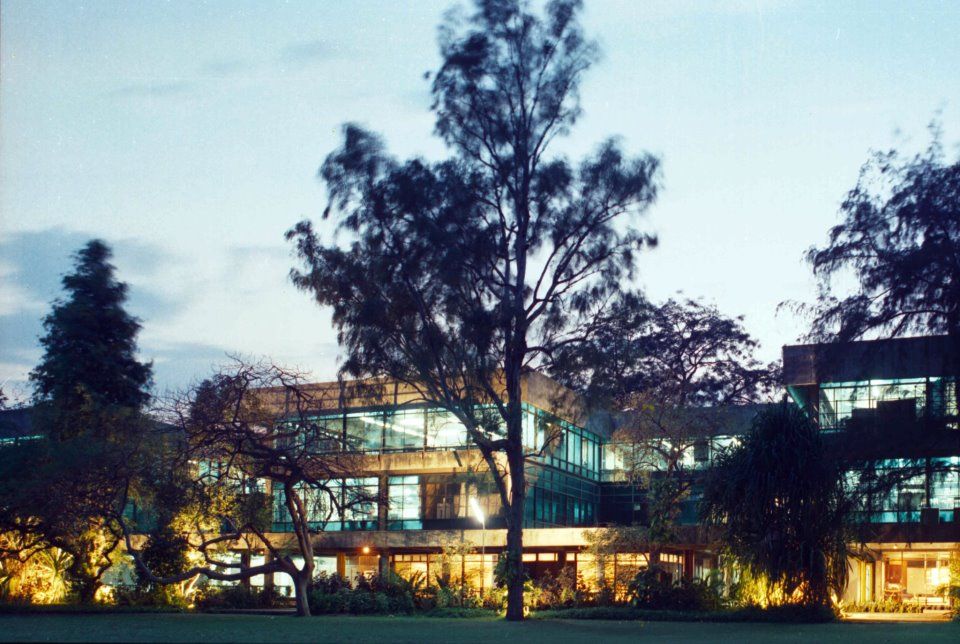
{"left": 0, "top": 614, "right": 956, "bottom": 643}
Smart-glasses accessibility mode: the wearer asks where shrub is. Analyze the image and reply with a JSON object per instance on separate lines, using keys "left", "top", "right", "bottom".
{"left": 312, "top": 571, "right": 351, "bottom": 595}
{"left": 843, "top": 600, "right": 924, "bottom": 614}
{"left": 308, "top": 588, "right": 352, "bottom": 614}
{"left": 527, "top": 567, "right": 589, "bottom": 610}
{"left": 113, "top": 585, "right": 190, "bottom": 609}
{"left": 194, "top": 585, "right": 284, "bottom": 610}
{"left": 627, "top": 568, "right": 724, "bottom": 611}
{"left": 307, "top": 572, "right": 415, "bottom": 615}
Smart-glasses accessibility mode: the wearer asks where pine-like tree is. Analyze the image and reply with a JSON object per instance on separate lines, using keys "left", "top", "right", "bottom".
{"left": 0, "top": 240, "right": 156, "bottom": 601}
{"left": 30, "top": 240, "right": 152, "bottom": 439}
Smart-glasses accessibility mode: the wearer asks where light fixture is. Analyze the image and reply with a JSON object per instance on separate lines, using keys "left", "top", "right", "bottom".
{"left": 362, "top": 546, "right": 371, "bottom": 555}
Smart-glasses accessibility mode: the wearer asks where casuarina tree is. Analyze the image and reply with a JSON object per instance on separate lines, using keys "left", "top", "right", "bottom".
{"left": 802, "top": 124, "right": 960, "bottom": 406}
{"left": 287, "top": 0, "right": 659, "bottom": 620}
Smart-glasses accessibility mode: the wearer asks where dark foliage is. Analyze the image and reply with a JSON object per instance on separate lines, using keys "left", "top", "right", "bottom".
{"left": 30, "top": 240, "right": 152, "bottom": 433}
{"left": 701, "top": 404, "right": 853, "bottom": 607}
{"left": 193, "top": 585, "right": 285, "bottom": 611}
{"left": 551, "top": 296, "right": 778, "bottom": 408}
{"left": 308, "top": 572, "right": 417, "bottom": 615}
{"left": 626, "top": 568, "right": 724, "bottom": 611}
{"left": 552, "top": 297, "right": 777, "bottom": 569}
{"left": 803, "top": 124, "right": 959, "bottom": 347}
{"left": 1, "top": 240, "right": 155, "bottom": 603}
{"left": 287, "top": 0, "right": 659, "bottom": 621}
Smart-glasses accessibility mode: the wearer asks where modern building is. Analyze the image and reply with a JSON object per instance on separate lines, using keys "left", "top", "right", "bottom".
{"left": 251, "top": 371, "right": 647, "bottom": 594}
{"left": 3, "top": 335, "right": 955, "bottom": 606}
{"left": 783, "top": 335, "right": 959, "bottom": 607}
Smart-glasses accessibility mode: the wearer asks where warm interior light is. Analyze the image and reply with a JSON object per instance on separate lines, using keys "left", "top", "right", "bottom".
{"left": 362, "top": 546, "right": 371, "bottom": 554}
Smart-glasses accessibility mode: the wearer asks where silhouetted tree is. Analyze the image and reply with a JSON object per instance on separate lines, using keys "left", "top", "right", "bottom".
{"left": 701, "top": 403, "right": 853, "bottom": 608}
{"left": 287, "top": 0, "right": 659, "bottom": 620}
{"left": 553, "top": 296, "right": 777, "bottom": 407}
{"left": 30, "top": 240, "right": 152, "bottom": 440}
{"left": 123, "top": 361, "right": 370, "bottom": 617}
{"left": 800, "top": 126, "right": 960, "bottom": 527}
{"left": 803, "top": 125, "right": 959, "bottom": 404}
{"left": 552, "top": 297, "right": 778, "bottom": 570}
{"left": 0, "top": 241, "right": 154, "bottom": 602}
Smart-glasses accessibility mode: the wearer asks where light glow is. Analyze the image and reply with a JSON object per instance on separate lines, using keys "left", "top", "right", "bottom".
{"left": 469, "top": 497, "right": 485, "bottom": 525}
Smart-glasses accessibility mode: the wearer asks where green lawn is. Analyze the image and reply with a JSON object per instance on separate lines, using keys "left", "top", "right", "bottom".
{"left": 0, "top": 614, "right": 956, "bottom": 643}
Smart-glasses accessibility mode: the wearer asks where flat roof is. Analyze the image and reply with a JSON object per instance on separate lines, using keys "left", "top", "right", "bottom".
{"left": 783, "top": 335, "right": 957, "bottom": 386}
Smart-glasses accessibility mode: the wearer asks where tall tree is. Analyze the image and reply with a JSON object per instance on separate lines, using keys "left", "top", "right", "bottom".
{"left": 288, "top": 0, "right": 659, "bottom": 620}
{"left": 803, "top": 125, "right": 960, "bottom": 404}
{"left": 701, "top": 403, "right": 853, "bottom": 608}
{"left": 0, "top": 240, "right": 154, "bottom": 602}
{"left": 30, "top": 239, "right": 153, "bottom": 441}
{"left": 801, "top": 126, "right": 960, "bottom": 526}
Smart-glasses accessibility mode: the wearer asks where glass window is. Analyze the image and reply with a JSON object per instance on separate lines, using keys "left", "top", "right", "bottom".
{"left": 384, "top": 408, "right": 425, "bottom": 451}
{"left": 388, "top": 476, "right": 421, "bottom": 529}
{"left": 343, "top": 477, "right": 379, "bottom": 522}
{"left": 819, "top": 378, "right": 929, "bottom": 429}
{"left": 426, "top": 410, "right": 467, "bottom": 448}
{"left": 345, "top": 413, "right": 383, "bottom": 452}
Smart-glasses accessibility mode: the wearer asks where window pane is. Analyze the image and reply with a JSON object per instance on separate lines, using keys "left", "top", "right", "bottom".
{"left": 345, "top": 413, "right": 382, "bottom": 452}
{"left": 384, "top": 408, "right": 425, "bottom": 451}
{"left": 426, "top": 410, "right": 467, "bottom": 448}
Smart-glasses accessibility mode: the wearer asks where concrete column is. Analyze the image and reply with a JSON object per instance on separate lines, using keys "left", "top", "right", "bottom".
{"left": 336, "top": 552, "right": 346, "bottom": 578}
{"left": 378, "top": 474, "right": 390, "bottom": 530}
{"left": 683, "top": 549, "right": 695, "bottom": 580}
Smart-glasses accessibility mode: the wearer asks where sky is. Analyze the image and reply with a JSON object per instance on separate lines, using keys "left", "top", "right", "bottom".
{"left": 1, "top": 0, "right": 959, "bottom": 401}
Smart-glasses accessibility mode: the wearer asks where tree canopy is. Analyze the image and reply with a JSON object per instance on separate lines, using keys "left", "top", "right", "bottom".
{"left": 804, "top": 126, "right": 960, "bottom": 343}
{"left": 124, "top": 361, "right": 371, "bottom": 617}
{"left": 551, "top": 296, "right": 778, "bottom": 409}
{"left": 31, "top": 240, "right": 152, "bottom": 418}
{"left": 288, "top": 0, "right": 659, "bottom": 620}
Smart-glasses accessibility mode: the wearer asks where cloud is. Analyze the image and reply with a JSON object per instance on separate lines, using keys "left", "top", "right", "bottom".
{"left": 142, "top": 340, "right": 240, "bottom": 395}
{"left": 0, "top": 228, "right": 90, "bottom": 310}
{"left": 201, "top": 58, "right": 253, "bottom": 77}
{"left": 279, "top": 39, "right": 333, "bottom": 64}
{"left": 106, "top": 81, "right": 195, "bottom": 99}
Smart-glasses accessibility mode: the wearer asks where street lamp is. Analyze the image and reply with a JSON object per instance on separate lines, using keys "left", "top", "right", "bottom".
{"left": 469, "top": 497, "right": 486, "bottom": 590}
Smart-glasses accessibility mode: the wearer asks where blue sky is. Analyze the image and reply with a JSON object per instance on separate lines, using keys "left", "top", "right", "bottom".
{"left": 1, "top": 0, "right": 959, "bottom": 400}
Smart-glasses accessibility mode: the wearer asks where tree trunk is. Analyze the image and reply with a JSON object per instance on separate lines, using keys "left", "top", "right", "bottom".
{"left": 76, "top": 578, "right": 99, "bottom": 604}
{"left": 67, "top": 554, "right": 101, "bottom": 604}
{"left": 504, "top": 440, "right": 526, "bottom": 621}
{"left": 293, "top": 573, "right": 312, "bottom": 617}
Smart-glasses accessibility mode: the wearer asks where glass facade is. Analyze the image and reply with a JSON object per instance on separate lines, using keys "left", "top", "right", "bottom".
{"left": 272, "top": 478, "right": 379, "bottom": 532}
{"left": 854, "top": 457, "right": 960, "bottom": 523}
{"left": 296, "top": 403, "right": 602, "bottom": 468}
{"left": 818, "top": 377, "right": 957, "bottom": 430}
{"left": 525, "top": 465, "right": 598, "bottom": 527}
{"left": 265, "top": 402, "right": 605, "bottom": 533}
{"left": 388, "top": 475, "right": 422, "bottom": 530}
